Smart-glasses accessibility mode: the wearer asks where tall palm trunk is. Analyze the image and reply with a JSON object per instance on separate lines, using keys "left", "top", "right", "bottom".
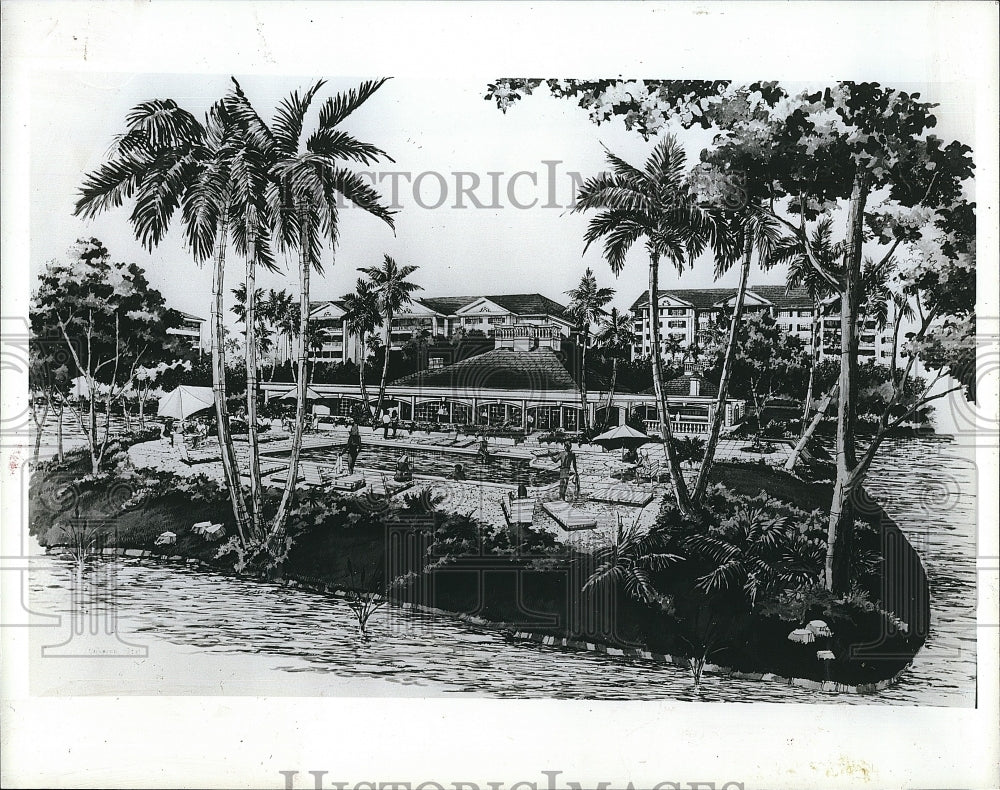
{"left": 604, "top": 356, "right": 618, "bottom": 425}
{"left": 693, "top": 236, "right": 752, "bottom": 502}
{"left": 358, "top": 336, "right": 372, "bottom": 420}
{"left": 785, "top": 383, "right": 839, "bottom": 472}
{"left": 210, "top": 218, "right": 251, "bottom": 546}
{"left": 56, "top": 397, "right": 65, "bottom": 462}
{"left": 579, "top": 329, "right": 590, "bottom": 431}
{"left": 799, "top": 302, "right": 821, "bottom": 433}
{"left": 375, "top": 312, "right": 392, "bottom": 418}
{"left": 649, "top": 254, "right": 693, "bottom": 515}
{"left": 244, "top": 254, "right": 264, "bottom": 542}
{"left": 825, "top": 172, "right": 868, "bottom": 592}
{"left": 272, "top": 202, "right": 312, "bottom": 541}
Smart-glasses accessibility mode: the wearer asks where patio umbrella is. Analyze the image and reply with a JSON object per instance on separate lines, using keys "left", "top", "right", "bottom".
{"left": 277, "top": 385, "right": 327, "bottom": 401}
{"left": 156, "top": 385, "right": 215, "bottom": 420}
{"left": 590, "top": 425, "right": 653, "bottom": 451}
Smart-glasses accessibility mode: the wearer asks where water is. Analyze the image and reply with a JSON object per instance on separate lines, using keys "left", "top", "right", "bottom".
{"left": 265, "top": 441, "right": 559, "bottom": 485}
{"left": 26, "top": 437, "right": 977, "bottom": 703}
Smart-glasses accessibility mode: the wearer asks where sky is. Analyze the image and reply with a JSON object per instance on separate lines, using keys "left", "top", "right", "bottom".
{"left": 30, "top": 74, "right": 976, "bottom": 326}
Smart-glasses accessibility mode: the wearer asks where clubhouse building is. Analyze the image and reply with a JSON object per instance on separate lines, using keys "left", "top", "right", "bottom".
{"left": 263, "top": 292, "right": 747, "bottom": 435}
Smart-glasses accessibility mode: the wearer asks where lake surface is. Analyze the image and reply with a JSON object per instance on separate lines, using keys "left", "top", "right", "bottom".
{"left": 26, "top": 437, "right": 977, "bottom": 704}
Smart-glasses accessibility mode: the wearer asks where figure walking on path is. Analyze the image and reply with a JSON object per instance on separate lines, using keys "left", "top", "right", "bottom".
{"left": 382, "top": 410, "right": 391, "bottom": 439}
{"left": 346, "top": 419, "right": 362, "bottom": 475}
{"left": 390, "top": 409, "right": 399, "bottom": 439}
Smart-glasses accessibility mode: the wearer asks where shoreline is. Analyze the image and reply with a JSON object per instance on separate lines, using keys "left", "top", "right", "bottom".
{"left": 42, "top": 545, "right": 915, "bottom": 696}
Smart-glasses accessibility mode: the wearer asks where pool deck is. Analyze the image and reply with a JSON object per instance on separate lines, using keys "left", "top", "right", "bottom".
{"left": 127, "top": 425, "right": 793, "bottom": 551}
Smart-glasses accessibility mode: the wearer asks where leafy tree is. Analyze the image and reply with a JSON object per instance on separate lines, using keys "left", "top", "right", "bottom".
{"left": 594, "top": 307, "right": 634, "bottom": 424}
{"left": 28, "top": 342, "right": 72, "bottom": 463}
{"left": 705, "top": 312, "right": 809, "bottom": 442}
{"left": 31, "top": 240, "right": 185, "bottom": 474}
{"left": 572, "top": 136, "right": 709, "bottom": 515}
{"left": 358, "top": 254, "right": 422, "bottom": 419}
{"left": 492, "top": 79, "right": 976, "bottom": 592}
{"left": 565, "top": 267, "right": 615, "bottom": 430}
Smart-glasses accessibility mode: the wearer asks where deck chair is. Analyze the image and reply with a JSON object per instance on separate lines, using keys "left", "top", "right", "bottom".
{"left": 501, "top": 495, "right": 535, "bottom": 527}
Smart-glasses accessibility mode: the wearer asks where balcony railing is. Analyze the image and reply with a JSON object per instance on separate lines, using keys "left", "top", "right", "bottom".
{"left": 494, "top": 324, "right": 561, "bottom": 340}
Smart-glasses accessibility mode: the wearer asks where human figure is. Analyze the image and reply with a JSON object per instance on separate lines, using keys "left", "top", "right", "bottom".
{"left": 394, "top": 452, "right": 413, "bottom": 483}
{"left": 526, "top": 413, "right": 535, "bottom": 435}
{"left": 517, "top": 481, "right": 528, "bottom": 499}
{"left": 452, "top": 463, "right": 466, "bottom": 481}
{"left": 390, "top": 409, "right": 399, "bottom": 439}
{"left": 622, "top": 445, "right": 639, "bottom": 465}
{"left": 553, "top": 440, "right": 579, "bottom": 500}
{"left": 163, "top": 417, "right": 174, "bottom": 446}
{"left": 477, "top": 434, "right": 490, "bottom": 463}
{"left": 346, "top": 419, "right": 361, "bottom": 474}
{"left": 333, "top": 450, "right": 347, "bottom": 477}
{"left": 382, "top": 410, "right": 391, "bottom": 439}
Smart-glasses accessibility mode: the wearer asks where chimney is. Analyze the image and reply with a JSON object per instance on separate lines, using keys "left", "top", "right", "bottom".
{"left": 684, "top": 360, "right": 694, "bottom": 376}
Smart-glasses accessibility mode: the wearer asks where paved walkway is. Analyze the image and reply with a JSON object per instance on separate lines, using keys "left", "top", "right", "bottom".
{"left": 127, "top": 426, "right": 795, "bottom": 552}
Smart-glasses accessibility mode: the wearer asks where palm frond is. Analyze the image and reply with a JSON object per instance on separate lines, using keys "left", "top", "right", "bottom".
{"left": 316, "top": 78, "right": 390, "bottom": 130}
{"left": 272, "top": 80, "right": 326, "bottom": 158}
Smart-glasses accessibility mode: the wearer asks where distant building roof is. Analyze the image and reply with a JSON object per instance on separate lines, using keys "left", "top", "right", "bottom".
{"left": 173, "top": 310, "right": 205, "bottom": 323}
{"left": 391, "top": 348, "right": 580, "bottom": 391}
{"left": 639, "top": 372, "right": 719, "bottom": 398}
{"left": 309, "top": 299, "right": 348, "bottom": 312}
{"left": 417, "top": 293, "right": 570, "bottom": 317}
{"left": 630, "top": 285, "right": 813, "bottom": 312}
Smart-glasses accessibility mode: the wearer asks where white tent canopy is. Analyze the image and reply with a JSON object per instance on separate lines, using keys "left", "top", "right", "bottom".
{"left": 156, "top": 385, "right": 215, "bottom": 420}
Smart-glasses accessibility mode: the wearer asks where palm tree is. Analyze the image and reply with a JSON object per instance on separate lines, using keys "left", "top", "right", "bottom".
{"left": 663, "top": 335, "right": 684, "bottom": 364}
{"left": 566, "top": 268, "right": 615, "bottom": 431}
{"left": 582, "top": 518, "right": 682, "bottom": 608}
{"left": 358, "top": 255, "right": 422, "bottom": 419}
{"left": 572, "top": 136, "right": 709, "bottom": 515}
{"left": 341, "top": 278, "right": 383, "bottom": 420}
{"left": 684, "top": 506, "right": 818, "bottom": 607}
{"left": 691, "top": 206, "right": 784, "bottom": 504}
{"left": 773, "top": 218, "right": 841, "bottom": 432}
{"left": 594, "top": 307, "right": 633, "bottom": 425}
{"left": 74, "top": 97, "right": 256, "bottom": 544}
{"left": 261, "top": 288, "right": 295, "bottom": 378}
{"left": 227, "top": 78, "right": 396, "bottom": 545}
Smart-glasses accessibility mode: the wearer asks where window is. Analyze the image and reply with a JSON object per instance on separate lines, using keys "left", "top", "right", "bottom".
{"left": 668, "top": 308, "right": 687, "bottom": 316}
{"left": 778, "top": 310, "right": 793, "bottom": 318}
{"left": 799, "top": 309, "right": 812, "bottom": 317}
{"left": 428, "top": 357, "right": 444, "bottom": 369}
{"left": 488, "top": 316, "right": 506, "bottom": 325}
{"left": 667, "top": 320, "right": 686, "bottom": 328}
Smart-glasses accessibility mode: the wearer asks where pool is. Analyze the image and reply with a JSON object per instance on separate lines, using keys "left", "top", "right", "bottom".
{"left": 264, "top": 442, "right": 559, "bottom": 485}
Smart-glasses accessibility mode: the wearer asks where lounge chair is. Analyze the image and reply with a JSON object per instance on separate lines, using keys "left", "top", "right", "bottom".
{"left": 541, "top": 500, "right": 598, "bottom": 531}
{"left": 586, "top": 485, "right": 655, "bottom": 507}
{"left": 318, "top": 467, "right": 366, "bottom": 491}
{"left": 501, "top": 496, "right": 535, "bottom": 526}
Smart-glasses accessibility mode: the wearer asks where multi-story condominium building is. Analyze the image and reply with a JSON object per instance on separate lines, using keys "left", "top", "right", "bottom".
{"left": 308, "top": 293, "right": 574, "bottom": 365}
{"left": 629, "top": 285, "right": 896, "bottom": 362}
